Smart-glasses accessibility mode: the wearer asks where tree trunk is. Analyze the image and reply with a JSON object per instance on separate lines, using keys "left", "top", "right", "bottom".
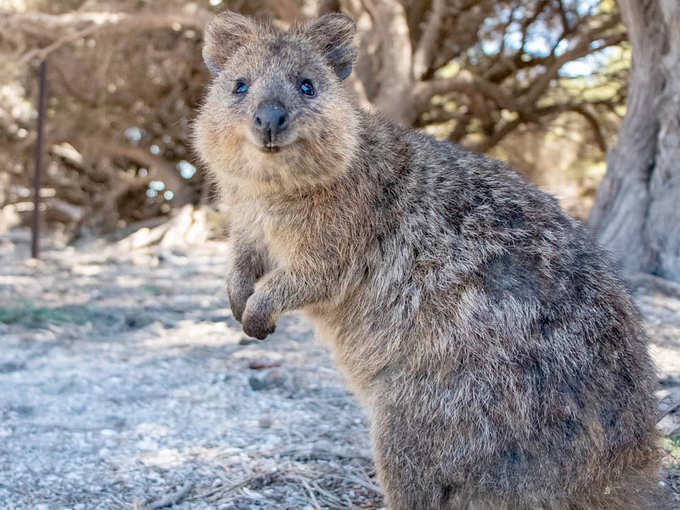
{"left": 589, "top": 0, "right": 680, "bottom": 281}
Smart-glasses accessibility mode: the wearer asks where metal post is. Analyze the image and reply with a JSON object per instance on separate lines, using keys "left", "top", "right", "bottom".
{"left": 31, "top": 60, "right": 47, "bottom": 259}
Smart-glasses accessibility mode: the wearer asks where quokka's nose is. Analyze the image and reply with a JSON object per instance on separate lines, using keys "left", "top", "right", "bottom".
{"left": 254, "top": 101, "right": 289, "bottom": 141}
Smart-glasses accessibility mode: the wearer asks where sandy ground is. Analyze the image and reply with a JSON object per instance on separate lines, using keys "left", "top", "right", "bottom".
{"left": 0, "top": 229, "right": 679, "bottom": 510}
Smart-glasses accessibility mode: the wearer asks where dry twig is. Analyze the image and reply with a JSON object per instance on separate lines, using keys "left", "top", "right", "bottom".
{"left": 142, "top": 480, "right": 194, "bottom": 510}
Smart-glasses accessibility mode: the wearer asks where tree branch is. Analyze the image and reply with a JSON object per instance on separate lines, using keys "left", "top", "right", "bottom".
{"left": 415, "top": 73, "right": 521, "bottom": 113}
{"left": 521, "top": 22, "right": 625, "bottom": 107}
{"left": 471, "top": 99, "right": 611, "bottom": 153}
{"left": 18, "top": 23, "right": 100, "bottom": 66}
{"left": 364, "top": 0, "right": 415, "bottom": 124}
{"left": 566, "top": 105, "right": 607, "bottom": 153}
{"left": 520, "top": 0, "right": 551, "bottom": 52}
{"left": 3, "top": 4, "right": 213, "bottom": 65}
{"left": 472, "top": 117, "right": 523, "bottom": 152}
{"left": 412, "top": 0, "right": 445, "bottom": 80}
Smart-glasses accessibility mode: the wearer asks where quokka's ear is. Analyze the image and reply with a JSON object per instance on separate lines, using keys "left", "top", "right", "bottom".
{"left": 203, "top": 11, "right": 258, "bottom": 75}
{"left": 305, "top": 13, "right": 357, "bottom": 81}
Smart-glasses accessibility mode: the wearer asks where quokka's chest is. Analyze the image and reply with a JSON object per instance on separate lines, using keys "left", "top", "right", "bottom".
{"left": 252, "top": 196, "right": 354, "bottom": 267}
{"left": 258, "top": 210, "right": 315, "bottom": 267}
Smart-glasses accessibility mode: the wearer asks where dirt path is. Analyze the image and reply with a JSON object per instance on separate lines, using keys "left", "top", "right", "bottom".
{"left": 0, "top": 231, "right": 678, "bottom": 509}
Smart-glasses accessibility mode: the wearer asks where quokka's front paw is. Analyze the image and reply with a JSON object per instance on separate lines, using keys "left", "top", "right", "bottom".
{"left": 242, "top": 295, "right": 276, "bottom": 340}
{"left": 227, "top": 277, "right": 254, "bottom": 323}
{"left": 229, "top": 291, "right": 250, "bottom": 323}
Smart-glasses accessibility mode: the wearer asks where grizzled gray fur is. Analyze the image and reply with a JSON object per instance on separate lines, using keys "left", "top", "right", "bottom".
{"left": 194, "top": 11, "right": 664, "bottom": 510}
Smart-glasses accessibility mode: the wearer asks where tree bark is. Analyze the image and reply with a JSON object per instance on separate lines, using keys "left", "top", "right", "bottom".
{"left": 589, "top": 0, "right": 680, "bottom": 281}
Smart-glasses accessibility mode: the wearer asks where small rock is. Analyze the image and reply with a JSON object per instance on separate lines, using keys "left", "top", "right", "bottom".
{"left": 249, "top": 375, "right": 269, "bottom": 391}
{"left": 258, "top": 415, "right": 273, "bottom": 428}
{"left": 0, "top": 361, "right": 25, "bottom": 374}
{"left": 105, "top": 415, "right": 126, "bottom": 430}
{"left": 248, "top": 359, "right": 282, "bottom": 370}
{"left": 249, "top": 368, "right": 288, "bottom": 391}
{"left": 11, "top": 405, "right": 34, "bottom": 418}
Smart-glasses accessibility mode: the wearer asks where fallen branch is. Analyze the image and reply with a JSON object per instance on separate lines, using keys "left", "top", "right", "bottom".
{"left": 143, "top": 480, "right": 194, "bottom": 510}
{"left": 199, "top": 471, "right": 280, "bottom": 501}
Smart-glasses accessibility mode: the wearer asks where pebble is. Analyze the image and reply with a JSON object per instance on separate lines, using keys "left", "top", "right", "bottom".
{"left": 248, "top": 368, "right": 288, "bottom": 391}
{"left": 0, "top": 361, "right": 25, "bottom": 373}
{"left": 248, "top": 358, "right": 282, "bottom": 370}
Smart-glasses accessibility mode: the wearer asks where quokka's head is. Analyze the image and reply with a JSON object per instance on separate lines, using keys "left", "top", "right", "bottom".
{"left": 195, "top": 11, "right": 360, "bottom": 191}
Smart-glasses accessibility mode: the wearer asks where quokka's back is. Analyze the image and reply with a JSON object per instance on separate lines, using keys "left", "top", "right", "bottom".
{"left": 194, "top": 11, "right": 667, "bottom": 509}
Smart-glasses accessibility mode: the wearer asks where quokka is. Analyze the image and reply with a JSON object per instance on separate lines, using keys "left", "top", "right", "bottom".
{"left": 194, "top": 11, "right": 666, "bottom": 509}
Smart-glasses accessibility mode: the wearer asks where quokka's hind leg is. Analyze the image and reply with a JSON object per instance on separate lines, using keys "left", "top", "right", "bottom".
{"left": 559, "top": 468, "right": 670, "bottom": 510}
{"left": 373, "top": 460, "right": 449, "bottom": 510}
{"left": 372, "top": 437, "right": 458, "bottom": 510}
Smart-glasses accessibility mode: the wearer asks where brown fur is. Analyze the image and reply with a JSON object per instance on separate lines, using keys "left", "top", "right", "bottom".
{"left": 194, "top": 11, "right": 666, "bottom": 509}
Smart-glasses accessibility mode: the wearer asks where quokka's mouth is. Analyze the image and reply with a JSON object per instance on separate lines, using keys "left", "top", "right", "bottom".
{"left": 261, "top": 144, "right": 281, "bottom": 153}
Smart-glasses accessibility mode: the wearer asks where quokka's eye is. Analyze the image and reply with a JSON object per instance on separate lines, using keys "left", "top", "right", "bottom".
{"left": 233, "top": 80, "right": 248, "bottom": 95}
{"left": 299, "top": 79, "right": 315, "bottom": 97}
